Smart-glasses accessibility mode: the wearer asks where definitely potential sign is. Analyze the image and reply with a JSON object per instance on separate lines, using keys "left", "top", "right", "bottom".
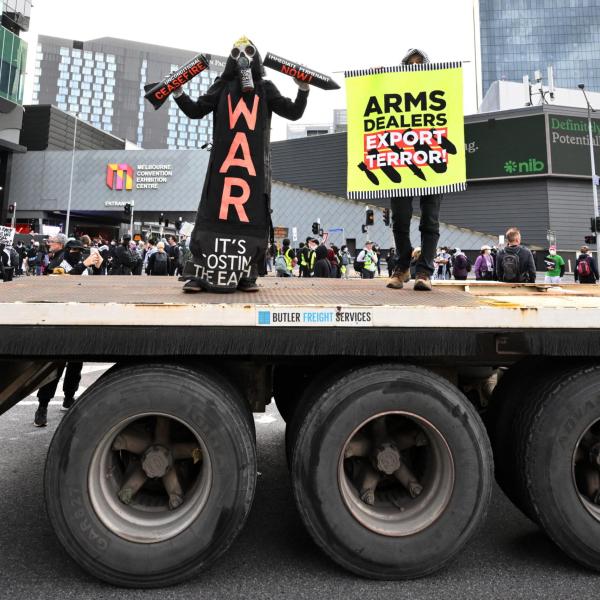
{"left": 345, "top": 62, "right": 466, "bottom": 200}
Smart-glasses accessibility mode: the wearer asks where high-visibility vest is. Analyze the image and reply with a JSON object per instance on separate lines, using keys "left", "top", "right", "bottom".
{"left": 299, "top": 249, "right": 308, "bottom": 267}
{"left": 281, "top": 247, "right": 293, "bottom": 270}
{"left": 309, "top": 250, "right": 316, "bottom": 269}
{"left": 363, "top": 250, "right": 375, "bottom": 271}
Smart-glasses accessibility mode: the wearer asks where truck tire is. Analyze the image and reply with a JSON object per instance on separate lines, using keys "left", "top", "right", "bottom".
{"left": 484, "top": 358, "right": 555, "bottom": 521}
{"left": 273, "top": 364, "right": 312, "bottom": 423}
{"left": 44, "top": 363, "right": 257, "bottom": 588}
{"left": 291, "top": 364, "right": 493, "bottom": 579}
{"left": 285, "top": 363, "right": 355, "bottom": 468}
{"left": 519, "top": 364, "right": 600, "bottom": 571}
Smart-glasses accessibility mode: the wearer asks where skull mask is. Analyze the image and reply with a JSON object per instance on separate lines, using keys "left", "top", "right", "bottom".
{"left": 230, "top": 36, "right": 257, "bottom": 92}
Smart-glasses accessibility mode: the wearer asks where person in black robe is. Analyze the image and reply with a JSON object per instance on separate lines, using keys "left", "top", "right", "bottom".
{"left": 173, "top": 36, "right": 309, "bottom": 293}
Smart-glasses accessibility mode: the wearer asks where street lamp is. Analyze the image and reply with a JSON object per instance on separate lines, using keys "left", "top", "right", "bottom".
{"left": 578, "top": 84, "right": 599, "bottom": 255}
{"left": 65, "top": 112, "right": 78, "bottom": 237}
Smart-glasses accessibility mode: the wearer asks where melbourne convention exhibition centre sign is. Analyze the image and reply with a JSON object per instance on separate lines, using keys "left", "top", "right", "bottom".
{"left": 10, "top": 149, "right": 211, "bottom": 213}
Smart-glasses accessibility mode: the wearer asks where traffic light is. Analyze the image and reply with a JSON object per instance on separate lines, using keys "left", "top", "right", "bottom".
{"left": 365, "top": 209, "right": 374, "bottom": 226}
{"left": 361, "top": 224, "right": 367, "bottom": 234}
{"left": 164, "top": 218, "right": 170, "bottom": 228}
{"left": 585, "top": 235, "right": 597, "bottom": 245}
{"left": 312, "top": 222, "right": 319, "bottom": 235}
{"left": 158, "top": 212, "right": 164, "bottom": 225}
{"left": 175, "top": 217, "right": 183, "bottom": 231}
{"left": 7, "top": 204, "right": 14, "bottom": 215}
{"left": 383, "top": 208, "right": 390, "bottom": 226}
{"left": 591, "top": 217, "right": 600, "bottom": 232}
{"left": 124, "top": 203, "right": 131, "bottom": 217}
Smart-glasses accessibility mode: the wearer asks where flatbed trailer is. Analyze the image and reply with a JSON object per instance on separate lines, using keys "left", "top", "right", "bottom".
{"left": 2, "top": 277, "right": 600, "bottom": 587}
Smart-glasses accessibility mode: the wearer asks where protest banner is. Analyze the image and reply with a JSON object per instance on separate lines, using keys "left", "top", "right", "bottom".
{"left": 345, "top": 62, "right": 466, "bottom": 200}
{"left": 0, "top": 225, "right": 15, "bottom": 247}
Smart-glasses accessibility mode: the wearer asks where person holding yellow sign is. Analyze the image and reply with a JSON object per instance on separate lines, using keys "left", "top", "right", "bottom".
{"left": 345, "top": 48, "right": 466, "bottom": 291}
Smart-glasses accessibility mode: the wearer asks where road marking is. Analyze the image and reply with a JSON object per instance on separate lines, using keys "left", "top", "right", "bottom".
{"left": 19, "top": 400, "right": 69, "bottom": 406}
{"left": 21, "top": 387, "right": 88, "bottom": 402}
{"left": 254, "top": 414, "right": 278, "bottom": 424}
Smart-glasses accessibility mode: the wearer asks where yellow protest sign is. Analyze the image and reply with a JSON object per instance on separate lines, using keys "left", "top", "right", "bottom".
{"left": 345, "top": 63, "right": 466, "bottom": 200}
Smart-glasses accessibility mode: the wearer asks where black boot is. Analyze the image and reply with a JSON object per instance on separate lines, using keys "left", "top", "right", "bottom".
{"left": 238, "top": 264, "right": 260, "bottom": 292}
{"left": 182, "top": 279, "right": 205, "bottom": 293}
{"left": 34, "top": 404, "right": 48, "bottom": 427}
{"left": 61, "top": 396, "right": 75, "bottom": 411}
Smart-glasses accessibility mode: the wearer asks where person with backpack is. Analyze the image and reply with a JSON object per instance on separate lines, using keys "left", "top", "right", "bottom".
{"left": 496, "top": 227, "right": 537, "bottom": 283}
{"left": 275, "top": 238, "right": 295, "bottom": 277}
{"left": 111, "top": 235, "right": 136, "bottom": 275}
{"left": 356, "top": 241, "right": 378, "bottom": 279}
{"left": 451, "top": 248, "right": 471, "bottom": 281}
{"left": 474, "top": 245, "right": 495, "bottom": 280}
{"left": 26, "top": 241, "right": 39, "bottom": 275}
{"left": 575, "top": 245, "right": 599, "bottom": 284}
{"left": 339, "top": 245, "right": 351, "bottom": 279}
{"left": 544, "top": 245, "right": 566, "bottom": 284}
{"left": 146, "top": 241, "right": 169, "bottom": 276}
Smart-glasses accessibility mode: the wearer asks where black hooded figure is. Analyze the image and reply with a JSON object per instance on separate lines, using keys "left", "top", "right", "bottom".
{"left": 173, "top": 36, "right": 309, "bottom": 293}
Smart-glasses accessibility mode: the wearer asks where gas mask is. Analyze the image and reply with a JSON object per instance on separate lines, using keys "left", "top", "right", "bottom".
{"left": 231, "top": 36, "right": 256, "bottom": 92}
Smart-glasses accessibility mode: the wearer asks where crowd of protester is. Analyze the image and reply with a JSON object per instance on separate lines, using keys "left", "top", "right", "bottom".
{"left": 264, "top": 227, "right": 599, "bottom": 285}
{"left": 2, "top": 226, "right": 599, "bottom": 287}
{"left": 1, "top": 232, "right": 188, "bottom": 278}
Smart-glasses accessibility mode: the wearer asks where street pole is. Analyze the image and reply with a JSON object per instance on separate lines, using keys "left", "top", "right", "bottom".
{"left": 65, "top": 113, "right": 78, "bottom": 237}
{"left": 579, "top": 84, "right": 599, "bottom": 257}
{"left": 129, "top": 201, "right": 135, "bottom": 237}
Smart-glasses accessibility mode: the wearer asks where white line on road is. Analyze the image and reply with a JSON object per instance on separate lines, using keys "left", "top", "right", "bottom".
{"left": 254, "top": 414, "right": 278, "bottom": 424}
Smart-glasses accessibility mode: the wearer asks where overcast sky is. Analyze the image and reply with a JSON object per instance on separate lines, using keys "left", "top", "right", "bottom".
{"left": 22, "top": 0, "right": 480, "bottom": 141}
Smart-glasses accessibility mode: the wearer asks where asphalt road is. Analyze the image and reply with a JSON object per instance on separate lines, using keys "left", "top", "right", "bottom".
{"left": 1, "top": 364, "right": 597, "bottom": 600}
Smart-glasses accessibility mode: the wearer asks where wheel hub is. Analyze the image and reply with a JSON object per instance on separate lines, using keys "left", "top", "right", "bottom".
{"left": 142, "top": 445, "right": 173, "bottom": 478}
{"left": 89, "top": 413, "right": 212, "bottom": 544}
{"left": 372, "top": 443, "right": 401, "bottom": 475}
{"left": 338, "top": 411, "right": 454, "bottom": 537}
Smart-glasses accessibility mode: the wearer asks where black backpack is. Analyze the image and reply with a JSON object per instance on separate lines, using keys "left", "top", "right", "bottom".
{"left": 153, "top": 251, "right": 168, "bottom": 275}
{"left": 500, "top": 249, "right": 521, "bottom": 282}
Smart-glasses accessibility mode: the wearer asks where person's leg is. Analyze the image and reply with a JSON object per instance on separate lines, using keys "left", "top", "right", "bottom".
{"left": 35, "top": 365, "right": 65, "bottom": 426}
{"left": 415, "top": 194, "right": 442, "bottom": 277}
{"left": 62, "top": 362, "right": 83, "bottom": 409}
{"left": 238, "top": 263, "right": 260, "bottom": 292}
{"left": 390, "top": 196, "right": 414, "bottom": 272}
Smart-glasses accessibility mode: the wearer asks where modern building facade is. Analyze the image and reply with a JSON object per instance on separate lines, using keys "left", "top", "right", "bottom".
{"left": 479, "top": 0, "right": 600, "bottom": 96}
{"left": 0, "top": 0, "right": 31, "bottom": 226}
{"left": 286, "top": 109, "right": 348, "bottom": 139}
{"left": 31, "top": 35, "right": 226, "bottom": 149}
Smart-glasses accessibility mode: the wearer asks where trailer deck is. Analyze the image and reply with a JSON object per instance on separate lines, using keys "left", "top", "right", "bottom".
{"left": 1, "top": 277, "right": 599, "bottom": 358}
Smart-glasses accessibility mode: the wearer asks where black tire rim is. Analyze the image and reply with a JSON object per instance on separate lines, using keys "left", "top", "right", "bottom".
{"left": 89, "top": 412, "right": 212, "bottom": 544}
{"left": 338, "top": 411, "right": 454, "bottom": 537}
{"left": 572, "top": 417, "right": 600, "bottom": 521}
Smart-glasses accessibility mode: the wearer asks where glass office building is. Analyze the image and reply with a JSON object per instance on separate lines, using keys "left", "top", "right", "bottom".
{"left": 32, "top": 36, "right": 225, "bottom": 149}
{"left": 480, "top": 0, "right": 600, "bottom": 95}
{"left": 0, "top": 0, "right": 29, "bottom": 106}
